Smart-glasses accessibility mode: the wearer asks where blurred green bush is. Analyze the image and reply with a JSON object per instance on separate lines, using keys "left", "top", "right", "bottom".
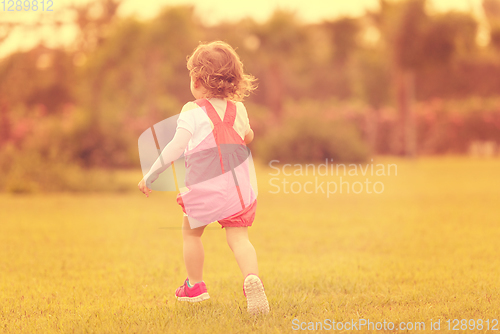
{"left": 414, "top": 97, "right": 500, "bottom": 154}
{"left": 253, "top": 99, "right": 370, "bottom": 163}
{"left": 0, "top": 108, "right": 131, "bottom": 193}
{"left": 0, "top": 144, "right": 130, "bottom": 194}
{"left": 0, "top": 145, "right": 125, "bottom": 193}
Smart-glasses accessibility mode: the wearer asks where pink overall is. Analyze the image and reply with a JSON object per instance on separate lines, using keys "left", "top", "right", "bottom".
{"left": 177, "top": 99, "right": 257, "bottom": 228}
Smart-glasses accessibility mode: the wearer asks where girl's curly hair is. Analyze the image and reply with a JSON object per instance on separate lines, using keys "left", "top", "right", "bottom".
{"left": 187, "top": 41, "right": 257, "bottom": 102}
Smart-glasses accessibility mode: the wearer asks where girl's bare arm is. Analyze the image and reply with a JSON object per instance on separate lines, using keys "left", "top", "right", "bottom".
{"left": 138, "top": 128, "right": 191, "bottom": 196}
{"left": 244, "top": 128, "right": 254, "bottom": 144}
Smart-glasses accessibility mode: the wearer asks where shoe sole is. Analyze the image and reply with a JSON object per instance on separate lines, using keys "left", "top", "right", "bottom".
{"left": 244, "top": 275, "right": 269, "bottom": 315}
{"left": 176, "top": 292, "right": 210, "bottom": 302}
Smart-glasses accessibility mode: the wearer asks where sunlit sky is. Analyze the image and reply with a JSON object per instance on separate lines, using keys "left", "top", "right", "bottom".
{"left": 0, "top": 0, "right": 488, "bottom": 58}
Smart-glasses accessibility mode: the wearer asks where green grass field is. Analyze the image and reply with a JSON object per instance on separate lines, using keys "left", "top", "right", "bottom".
{"left": 1, "top": 157, "right": 500, "bottom": 333}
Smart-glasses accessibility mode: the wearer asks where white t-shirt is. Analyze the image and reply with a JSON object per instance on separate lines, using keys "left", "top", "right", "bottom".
{"left": 176, "top": 98, "right": 251, "bottom": 151}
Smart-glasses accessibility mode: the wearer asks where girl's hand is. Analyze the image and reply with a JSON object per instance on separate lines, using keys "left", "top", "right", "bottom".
{"left": 138, "top": 179, "right": 152, "bottom": 197}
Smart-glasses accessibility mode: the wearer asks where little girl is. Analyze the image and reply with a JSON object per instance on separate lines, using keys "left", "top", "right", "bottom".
{"left": 138, "top": 41, "right": 269, "bottom": 315}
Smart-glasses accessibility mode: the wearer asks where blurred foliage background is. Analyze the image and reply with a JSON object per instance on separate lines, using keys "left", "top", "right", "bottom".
{"left": 1, "top": 0, "right": 500, "bottom": 192}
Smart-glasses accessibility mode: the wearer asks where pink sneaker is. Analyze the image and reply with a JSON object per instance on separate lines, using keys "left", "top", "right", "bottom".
{"left": 243, "top": 274, "right": 269, "bottom": 315}
{"left": 175, "top": 278, "right": 210, "bottom": 302}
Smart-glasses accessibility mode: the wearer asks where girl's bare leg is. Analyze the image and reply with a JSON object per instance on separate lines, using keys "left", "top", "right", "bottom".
{"left": 225, "top": 226, "right": 259, "bottom": 277}
{"left": 182, "top": 216, "right": 206, "bottom": 283}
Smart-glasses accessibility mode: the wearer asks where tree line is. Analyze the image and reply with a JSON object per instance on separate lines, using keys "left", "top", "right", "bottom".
{"left": 1, "top": 0, "right": 500, "bottom": 173}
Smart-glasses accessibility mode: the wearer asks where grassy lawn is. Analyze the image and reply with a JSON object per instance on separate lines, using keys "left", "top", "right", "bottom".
{"left": 1, "top": 157, "right": 500, "bottom": 333}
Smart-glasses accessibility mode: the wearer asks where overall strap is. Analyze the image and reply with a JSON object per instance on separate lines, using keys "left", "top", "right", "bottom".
{"left": 222, "top": 101, "right": 245, "bottom": 210}
{"left": 194, "top": 99, "right": 222, "bottom": 125}
{"left": 223, "top": 101, "right": 237, "bottom": 126}
{"left": 194, "top": 99, "right": 225, "bottom": 173}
